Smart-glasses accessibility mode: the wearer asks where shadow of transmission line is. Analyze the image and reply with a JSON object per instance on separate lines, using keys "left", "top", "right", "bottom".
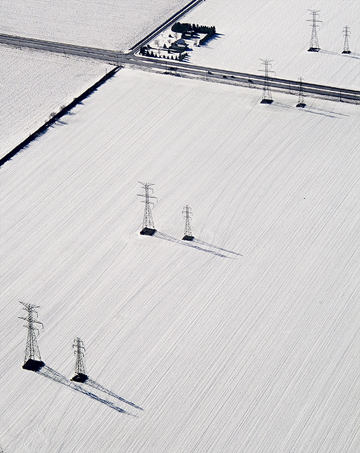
{"left": 193, "top": 238, "right": 242, "bottom": 256}
{"left": 154, "top": 231, "right": 229, "bottom": 258}
{"left": 85, "top": 378, "right": 143, "bottom": 411}
{"left": 37, "top": 365, "right": 136, "bottom": 416}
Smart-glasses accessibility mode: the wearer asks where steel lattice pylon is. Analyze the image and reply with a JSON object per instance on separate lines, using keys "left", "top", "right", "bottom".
{"left": 259, "top": 59, "right": 275, "bottom": 104}
{"left": 307, "top": 10, "right": 322, "bottom": 52}
{"left": 342, "top": 26, "right": 351, "bottom": 54}
{"left": 19, "top": 301, "right": 45, "bottom": 371}
{"left": 138, "top": 182, "right": 157, "bottom": 235}
{"left": 71, "top": 337, "right": 88, "bottom": 382}
{"left": 296, "top": 77, "right": 306, "bottom": 108}
{"left": 182, "top": 205, "right": 194, "bottom": 241}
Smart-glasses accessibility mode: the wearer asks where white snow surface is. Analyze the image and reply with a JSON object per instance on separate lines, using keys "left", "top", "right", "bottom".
{"left": 0, "top": 0, "right": 190, "bottom": 51}
{"left": 0, "top": 46, "right": 109, "bottom": 158}
{"left": 177, "top": 0, "right": 360, "bottom": 89}
{"left": 1, "top": 68, "right": 359, "bottom": 452}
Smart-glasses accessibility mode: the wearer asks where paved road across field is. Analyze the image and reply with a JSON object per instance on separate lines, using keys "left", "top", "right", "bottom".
{"left": 1, "top": 31, "right": 359, "bottom": 104}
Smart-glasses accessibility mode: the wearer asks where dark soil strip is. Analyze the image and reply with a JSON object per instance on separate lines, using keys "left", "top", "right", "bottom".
{"left": 0, "top": 65, "right": 121, "bottom": 168}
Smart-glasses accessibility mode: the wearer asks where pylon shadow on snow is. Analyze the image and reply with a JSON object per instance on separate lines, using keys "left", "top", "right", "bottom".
{"left": 319, "top": 49, "right": 339, "bottom": 56}
{"left": 85, "top": 378, "right": 143, "bottom": 411}
{"left": 192, "top": 238, "right": 242, "bottom": 256}
{"left": 36, "top": 365, "right": 137, "bottom": 416}
{"left": 272, "top": 101, "right": 348, "bottom": 118}
{"left": 154, "top": 231, "right": 239, "bottom": 258}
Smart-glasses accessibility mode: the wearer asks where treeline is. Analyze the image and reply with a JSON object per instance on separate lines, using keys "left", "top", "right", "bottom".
{"left": 171, "top": 22, "right": 216, "bottom": 46}
{"left": 139, "top": 46, "right": 187, "bottom": 61}
{"left": 171, "top": 22, "right": 216, "bottom": 35}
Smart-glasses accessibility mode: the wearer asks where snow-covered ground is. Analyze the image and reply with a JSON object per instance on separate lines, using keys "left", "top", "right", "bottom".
{"left": 0, "top": 46, "right": 110, "bottom": 158}
{"left": 0, "top": 0, "right": 190, "bottom": 51}
{"left": 1, "top": 68, "right": 359, "bottom": 452}
{"left": 169, "top": 0, "right": 360, "bottom": 88}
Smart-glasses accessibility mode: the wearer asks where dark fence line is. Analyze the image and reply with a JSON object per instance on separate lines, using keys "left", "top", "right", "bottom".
{"left": 0, "top": 66, "right": 120, "bottom": 168}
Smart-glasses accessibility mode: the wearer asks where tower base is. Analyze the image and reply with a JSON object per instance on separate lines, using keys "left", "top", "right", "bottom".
{"left": 296, "top": 102, "right": 306, "bottom": 108}
{"left": 71, "top": 373, "right": 88, "bottom": 383}
{"left": 308, "top": 47, "right": 320, "bottom": 52}
{"left": 22, "top": 359, "right": 45, "bottom": 371}
{"left": 261, "top": 98, "right": 273, "bottom": 104}
{"left": 140, "top": 228, "right": 157, "bottom": 236}
{"left": 342, "top": 50, "right": 351, "bottom": 54}
{"left": 182, "top": 235, "right": 194, "bottom": 241}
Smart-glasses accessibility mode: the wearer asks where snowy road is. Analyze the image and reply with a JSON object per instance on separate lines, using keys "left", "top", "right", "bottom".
{"left": 1, "top": 33, "right": 359, "bottom": 103}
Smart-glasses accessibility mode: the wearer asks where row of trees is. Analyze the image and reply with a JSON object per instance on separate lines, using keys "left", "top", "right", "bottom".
{"left": 139, "top": 47, "right": 187, "bottom": 61}
{"left": 171, "top": 22, "right": 216, "bottom": 45}
{"left": 171, "top": 22, "right": 216, "bottom": 36}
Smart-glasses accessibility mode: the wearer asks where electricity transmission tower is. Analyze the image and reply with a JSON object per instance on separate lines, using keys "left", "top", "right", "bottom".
{"left": 342, "top": 26, "right": 351, "bottom": 54}
{"left": 296, "top": 77, "right": 306, "bottom": 108}
{"left": 307, "top": 10, "right": 322, "bottom": 52}
{"left": 71, "top": 337, "right": 88, "bottom": 382}
{"left": 182, "top": 205, "right": 194, "bottom": 241}
{"left": 259, "top": 59, "right": 275, "bottom": 104}
{"left": 19, "top": 301, "right": 45, "bottom": 371}
{"left": 138, "top": 182, "right": 157, "bottom": 236}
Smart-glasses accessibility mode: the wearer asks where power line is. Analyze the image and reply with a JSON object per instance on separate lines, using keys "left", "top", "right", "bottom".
{"left": 307, "top": 10, "right": 322, "bottom": 52}
{"left": 18, "top": 301, "right": 45, "bottom": 371}
{"left": 342, "top": 26, "right": 351, "bottom": 54}
{"left": 182, "top": 205, "right": 194, "bottom": 241}
{"left": 71, "top": 337, "right": 88, "bottom": 383}
{"left": 137, "top": 182, "right": 157, "bottom": 236}
{"left": 259, "top": 59, "right": 275, "bottom": 104}
{"left": 296, "top": 77, "right": 306, "bottom": 108}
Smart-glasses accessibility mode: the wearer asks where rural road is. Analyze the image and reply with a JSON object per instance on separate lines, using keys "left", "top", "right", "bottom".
{"left": 1, "top": 12, "right": 359, "bottom": 105}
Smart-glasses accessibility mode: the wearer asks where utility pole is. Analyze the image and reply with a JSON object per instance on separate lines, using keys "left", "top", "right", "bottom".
{"left": 138, "top": 182, "right": 157, "bottom": 236}
{"left": 296, "top": 77, "right": 306, "bottom": 108}
{"left": 182, "top": 205, "right": 194, "bottom": 241}
{"left": 71, "top": 337, "right": 88, "bottom": 383}
{"left": 342, "top": 26, "right": 351, "bottom": 54}
{"left": 19, "top": 301, "right": 45, "bottom": 371}
{"left": 307, "top": 10, "right": 322, "bottom": 52}
{"left": 259, "top": 59, "right": 275, "bottom": 104}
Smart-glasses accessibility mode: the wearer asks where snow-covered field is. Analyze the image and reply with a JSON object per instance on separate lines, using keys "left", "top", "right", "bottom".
{"left": 173, "top": 0, "right": 360, "bottom": 88}
{"left": 0, "top": 0, "right": 190, "bottom": 51}
{"left": 0, "top": 46, "right": 110, "bottom": 158}
{"left": 1, "top": 68, "right": 359, "bottom": 452}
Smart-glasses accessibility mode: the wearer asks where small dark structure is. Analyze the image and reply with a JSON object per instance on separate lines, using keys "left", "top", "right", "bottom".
{"left": 140, "top": 227, "right": 157, "bottom": 236}
{"left": 260, "top": 98, "right": 274, "bottom": 105}
{"left": 22, "top": 358, "right": 45, "bottom": 371}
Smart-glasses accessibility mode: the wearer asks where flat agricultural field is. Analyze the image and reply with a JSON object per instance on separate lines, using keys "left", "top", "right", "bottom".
{"left": 0, "top": 46, "right": 109, "bottom": 158}
{"left": 174, "top": 0, "right": 360, "bottom": 88}
{"left": 0, "top": 0, "right": 191, "bottom": 51}
{"left": 1, "top": 68, "right": 359, "bottom": 452}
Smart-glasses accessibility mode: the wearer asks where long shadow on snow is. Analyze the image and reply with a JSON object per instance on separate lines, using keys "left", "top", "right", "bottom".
{"left": 85, "top": 378, "right": 143, "bottom": 411}
{"left": 37, "top": 365, "right": 136, "bottom": 416}
{"left": 319, "top": 49, "right": 360, "bottom": 60}
{"left": 154, "top": 231, "right": 231, "bottom": 258}
{"left": 192, "top": 238, "right": 242, "bottom": 256}
{"left": 272, "top": 101, "right": 348, "bottom": 119}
